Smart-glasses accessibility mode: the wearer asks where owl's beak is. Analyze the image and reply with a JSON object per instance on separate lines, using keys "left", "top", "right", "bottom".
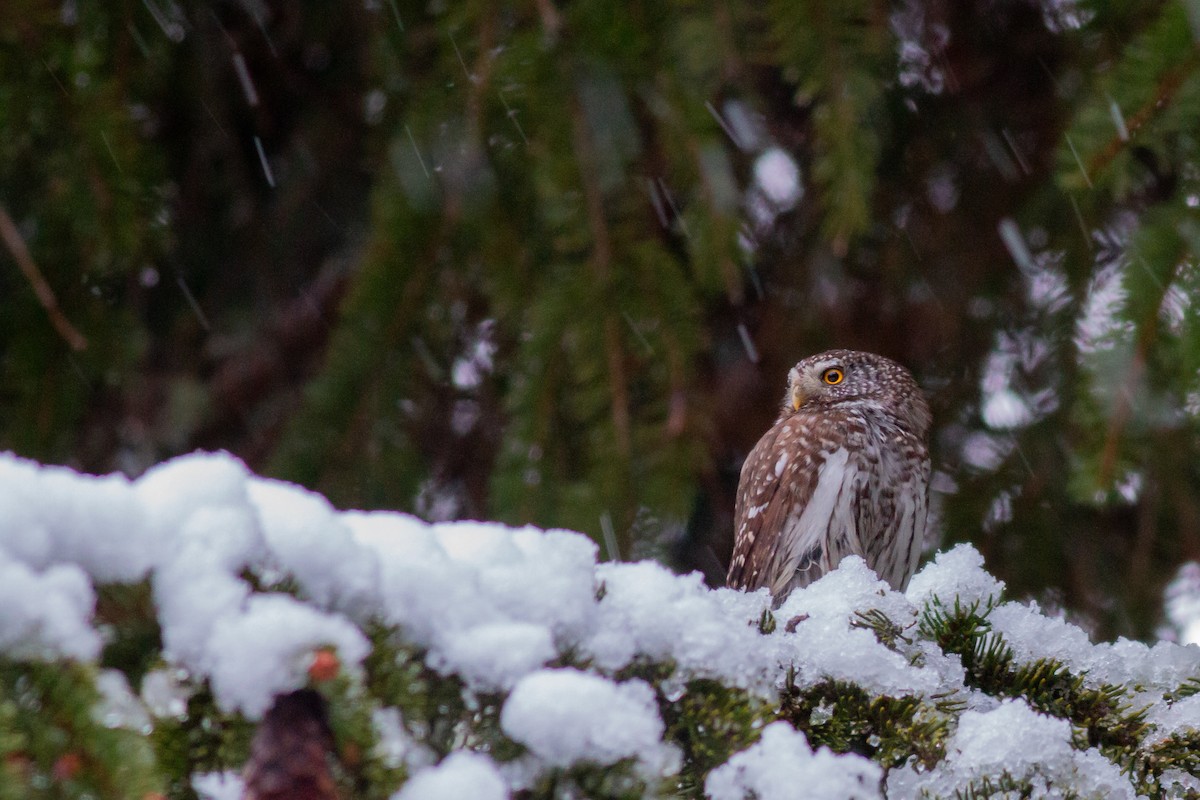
{"left": 791, "top": 386, "right": 804, "bottom": 411}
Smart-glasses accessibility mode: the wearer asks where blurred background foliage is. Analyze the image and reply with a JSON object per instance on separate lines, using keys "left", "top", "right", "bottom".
{"left": 2, "top": 0, "right": 1200, "bottom": 639}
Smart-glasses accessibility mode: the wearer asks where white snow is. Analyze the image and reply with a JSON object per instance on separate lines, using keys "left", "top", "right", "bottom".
{"left": 0, "top": 549, "right": 100, "bottom": 661}
{"left": 776, "top": 557, "right": 946, "bottom": 698}
{"left": 582, "top": 559, "right": 778, "bottom": 692}
{"left": 394, "top": 751, "right": 508, "bottom": 800}
{"left": 987, "top": 600, "right": 1096, "bottom": 674}
{"left": 706, "top": 721, "right": 882, "bottom": 800}
{"left": 135, "top": 451, "right": 254, "bottom": 561}
{"left": 500, "top": 669, "right": 674, "bottom": 774}
{"left": 141, "top": 668, "right": 189, "bottom": 719}
{"left": 204, "top": 593, "right": 370, "bottom": 717}
{"left": 1161, "top": 768, "right": 1200, "bottom": 795}
{"left": 0, "top": 455, "right": 151, "bottom": 581}
{"left": 94, "top": 669, "right": 151, "bottom": 731}
{"left": 431, "top": 621, "right": 556, "bottom": 691}
{"left": 1144, "top": 693, "right": 1200, "bottom": 746}
{"left": 373, "top": 706, "right": 436, "bottom": 773}
{"left": 1086, "top": 637, "right": 1200, "bottom": 706}
{"left": 192, "top": 771, "right": 244, "bottom": 800}
{"left": 981, "top": 388, "right": 1034, "bottom": 430}
{"left": 1164, "top": 561, "right": 1200, "bottom": 645}
{"left": 953, "top": 699, "right": 1074, "bottom": 773}
{"left": 753, "top": 147, "right": 802, "bottom": 209}
{"left": 1075, "top": 262, "right": 1134, "bottom": 355}
{"left": 247, "top": 477, "right": 380, "bottom": 615}
{"left": 905, "top": 543, "right": 1005, "bottom": 610}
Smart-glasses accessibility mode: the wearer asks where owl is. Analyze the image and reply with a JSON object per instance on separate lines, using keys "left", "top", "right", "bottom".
{"left": 726, "top": 350, "right": 931, "bottom": 603}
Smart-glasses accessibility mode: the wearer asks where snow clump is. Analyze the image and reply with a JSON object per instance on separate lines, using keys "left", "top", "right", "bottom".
{"left": 706, "top": 721, "right": 882, "bottom": 800}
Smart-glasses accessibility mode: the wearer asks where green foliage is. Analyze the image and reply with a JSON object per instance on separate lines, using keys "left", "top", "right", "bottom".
{"left": 1166, "top": 675, "right": 1200, "bottom": 702}
{"left": 524, "top": 759, "right": 658, "bottom": 800}
{"left": 0, "top": 661, "right": 161, "bottom": 800}
{"left": 918, "top": 596, "right": 1200, "bottom": 795}
{"left": 1131, "top": 731, "right": 1200, "bottom": 794}
{"left": 923, "top": 599, "right": 1149, "bottom": 750}
{"left": 659, "top": 679, "right": 774, "bottom": 795}
{"left": 780, "top": 677, "right": 951, "bottom": 771}
{"left": 0, "top": 3, "right": 168, "bottom": 459}
{"left": 95, "top": 582, "right": 161, "bottom": 688}
{"left": 320, "top": 674, "right": 405, "bottom": 800}
{"left": 7, "top": 0, "right": 1200, "bottom": 731}
{"left": 853, "top": 608, "right": 913, "bottom": 651}
{"left": 1056, "top": 1, "right": 1199, "bottom": 201}
{"left": 11, "top": 0, "right": 1200, "bottom": 795}
{"left": 151, "top": 684, "right": 254, "bottom": 799}
{"left": 765, "top": 0, "right": 888, "bottom": 244}
{"left": 362, "top": 626, "right": 469, "bottom": 759}
{"left": 918, "top": 598, "right": 997, "bottom": 667}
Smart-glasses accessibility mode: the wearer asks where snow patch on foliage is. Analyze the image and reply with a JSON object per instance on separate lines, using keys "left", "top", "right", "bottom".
{"left": 431, "top": 621, "right": 556, "bottom": 691}
{"left": 890, "top": 699, "right": 1135, "bottom": 799}
{"left": 905, "top": 542, "right": 1004, "bottom": 609}
{"left": 3, "top": 451, "right": 1200, "bottom": 798}
{"left": 1165, "top": 560, "right": 1200, "bottom": 645}
{"left": 988, "top": 601, "right": 1096, "bottom": 671}
{"left": 247, "top": 477, "right": 380, "bottom": 615}
{"left": 500, "top": 668, "right": 674, "bottom": 774}
{"left": 706, "top": 721, "right": 882, "bottom": 800}
{"left": 0, "top": 456, "right": 150, "bottom": 581}
{"left": 777, "top": 557, "right": 944, "bottom": 697}
{"left": 1144, "top": 693, "right": 1200, "bottom": 746}
{"left": 584, "top": 559, "right": 778, "bottom": 691}
{"left": 0, "top": 549, "right": 100, "bottom": 661}
{"left": 192, "top": 771, "right": 244, "bottom": 800}
{"left": 204, "top": 593, "right": 369, "bottom": 717}
{"left": 394, "top": 751, "right": 508, "bottom": 800}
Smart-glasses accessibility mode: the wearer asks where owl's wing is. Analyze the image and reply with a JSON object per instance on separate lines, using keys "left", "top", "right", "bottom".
{"left": 767, "top": 445, "right": 859, "bottom": 598}
{"left": 727, "top": 416, "right": 859, "bottom": 599}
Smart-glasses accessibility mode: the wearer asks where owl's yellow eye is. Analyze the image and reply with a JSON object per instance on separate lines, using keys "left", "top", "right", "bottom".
{"left": 822, "top": 367, "right": 844, "bottom": 385}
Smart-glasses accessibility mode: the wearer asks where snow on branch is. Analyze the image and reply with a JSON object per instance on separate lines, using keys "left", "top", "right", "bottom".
{"left": 0, "top": 452, "right": 1198, "bottom": 799}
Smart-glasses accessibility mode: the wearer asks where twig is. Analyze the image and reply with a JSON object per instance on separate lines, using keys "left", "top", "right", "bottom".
{"left": 0, "top": 204, "right": 87, "bottom": 351}
{"left": 1086, "top": 52, "right": 1200, "bottom": 179}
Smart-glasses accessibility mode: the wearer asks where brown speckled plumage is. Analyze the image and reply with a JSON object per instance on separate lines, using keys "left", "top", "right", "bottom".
{"left": 726, "top": 350, "right": 931, "bottom": 603}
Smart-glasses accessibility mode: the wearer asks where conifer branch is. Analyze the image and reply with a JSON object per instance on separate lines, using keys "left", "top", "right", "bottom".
{"left": 0, "top": 204, "right": 88, "bottom": 352}
{"left": 1086, "top": 51, "right": 1200, "bottom": 179}
{"left": 569, "top": 83, "right": 633, "bottom": 462}
{"left": 463, "top": 9, "right": 498, "bottom": 132}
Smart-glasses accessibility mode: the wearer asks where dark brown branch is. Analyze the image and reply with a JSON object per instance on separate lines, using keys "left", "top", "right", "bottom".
{"left": 242, "top": 690, "right": 339, "bottom": 800}
{"left": 0, "top": 204, "right": 87, "bottom": 351}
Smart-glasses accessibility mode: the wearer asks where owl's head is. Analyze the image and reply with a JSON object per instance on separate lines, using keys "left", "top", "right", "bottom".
{"left": 783, "top": 349, "right": 931, "bottom": 436}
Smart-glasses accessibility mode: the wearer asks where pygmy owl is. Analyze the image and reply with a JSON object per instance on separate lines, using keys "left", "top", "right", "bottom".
{"left": 726, "top": 350, "right": 931, "bottom": 603}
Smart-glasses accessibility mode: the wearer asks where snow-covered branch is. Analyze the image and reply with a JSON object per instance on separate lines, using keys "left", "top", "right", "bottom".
{"left": 1, "top": 452, "right": 1198, "bottom": 799}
